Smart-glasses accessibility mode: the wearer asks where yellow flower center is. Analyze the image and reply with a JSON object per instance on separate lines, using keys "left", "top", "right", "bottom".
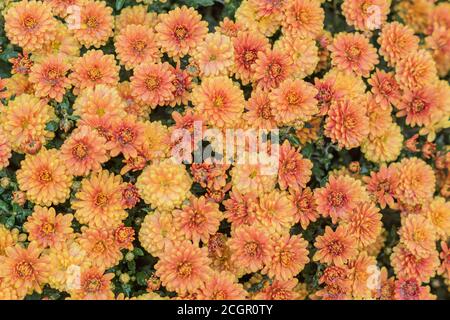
{"left": 328, "top": 191, "right": 346, "bottom": 208}
{"left": 132, "top": 40, "right": 147, "bottom": 53}
{"left": 41, "top": 222, "right": 55, "bottom": 235}
{"left": 343, "top": 116, "right": 356, "bottom": 129}
{"left": 279, "top": 250, "right": 293, "bottom": 266}
{"left": 174, "top": 25, "right": 188, "bottom": 40}
{"left": 93, "top": 241, "right": 106, "bottom": 254}
{"left": 94, "top": 192, "right": 108, "bottom": 207}
{"left": 244, "top": 241, "right": 259, "bottom": 257}
{"left": 85, "top": 277, "right": 102, "bottom": 292}
{"left": 23, "top": 16, "right": 38, "bottom": 30}
{"left": 15, "top": 261, "right": 34, "bottom": 278}
{"left": 212, "top": 290, "right": 226, "bottom": 300}
{"left": 86, "top": 17, "right": 99, "bottom": 29}
{"left": 145, "top": 75, "right": 160, "bottom": 91}
{"left": 213, "top": 95, "right": 224, "bottom": 108}
{"left": 177, "top": 262, "right": 193, "bottom": 278}
{"left": 327, "top": 240, "right": 344, "bottom": 256}
{"left": 47, "top": 68, "right": 62, "bottom": 81}
{"left": 296, "top": 9, "right": 309, "bottom": 23}
{"left": 412, "top": 99, "right": 425, "bottom": 113}
{"left": 286, "top": 92, "right": 300, "bottom": 105}
{"left": 190, "top": 211, "right": 206, "bottom": 226}
{"left": 347, "top": 46, "right": 361, "bottom": 61}
{"left": 268, "top": 63, "right": 282, "bottom": 77}
{"left": 87, "top": 68, "right": 102, "bottom": 81}
{"left": 39, "top": 169, "right": 53, "bottom": 183}
{"left": 72, "top": 143, "right": 88, "bottom": 160}
{"left": 118, "top": 128, "right": 134, "bottom": 145}
{"left": 243, "top": 50, "right": 256, "bottom": 64}
{"left": 259, "top": 104, "right": 272, "bottom": 120}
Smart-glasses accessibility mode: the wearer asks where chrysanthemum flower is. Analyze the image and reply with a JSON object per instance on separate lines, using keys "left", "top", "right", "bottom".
{"left": 323, "top": 68, "right": 367, "bottom": 101}
{"left": 325, "top": 98, "right": 370, "bottom": 150}
{"left": 329, "top": 32, "right": 378, "bottom": 77}
{"left": 363, "top": 164, "right": 399, "bottom": 209}
{"left": 263, "top": 234, "right": 309, "bottom": 280}
{"left": 253, "top": 49, "right": 292, "bottom": 90}
{"left": 0, "top": 242, "right": 50, "bottom": 299}
{"left": 192, "top": 32, "right": 234, "bottom": 77}
{"left": 341, "top": 201, "right": 382, "bottom": 249}
{"left": 368, "top": 69, "right": 401, "bottom": 110}
{"left": 395, "top": 50, "right": 438, "bottom": 90}
{"left": 215, "top": 17, "right": 244, "bottom": 38}
{"left": 232, "top": 31, "right": 269, "bottom": 85}
{"left": 315, "top": 174, "right": 368, "bottom": 223}
{"left": 282, "top": 0, "right": 324, "bottom": 38}
{"left": 173, "top": 196, "right": 223, "bottom": 245}
{"left": 130, "top": 62, "right": 175, "bottom": 108}
{"left": 155, "top": 241, "right": 211, "bottom": 295}
{"left": 170, "top": 65, "right": 193, "bottom": 107}
{"left": 396, "top": 85, "right": 442, "bottom": 127}
{"left": 0, "top": 94, "right": 55, "bottom": 154}
{"left": 394, "top": 278, "right": 435, "bottom": 300}
{"left": 119, "top": 183, "right": 140, "bottom": 210}
{"left": 72, "top": 170, "right": 127, "bottom": 229}
{"left": 427, "top": 197, "right": 450, "bottom": 240}
{"left": 230, "top": 160, "right": 277, "bottom": 195}
{"left": 319, "top": 265, "right": 350, "bottom": 288}
{"left": 243, "top": 88, "right": 277, "bottom": 130}
{"left": 223, "top": 189, "right": 258, "bottom": 227}
{"left": 5, "top": 0, "right": 57, "bottom": 52}
{"left": 399, "top": 215, "right": 437, "bottom": 258}
{"left": 365, "top": 94, "right": 392, "bottom": 139}
{"left": 34, "top": 22, "right": 80, "bottom": 62}
{"left": 115, "top": 5, "right": 158, "bottom": 31}
{"left": 0, "top": 129, "right": 12, "bottom": 170}
{"left": 78, "top": 227, "right": 122, "bottom": 269}
{"left": 313, "top": 77, "right": 344, "bottom": 115}
{"left": 228, "top": 225, "right": 272, "bottom": 273}
{"left": 141, "top": 120, "right": 170, "bottom": 161}
{"left": 438, "top": 241, "right": 450, "bottom": 279}
{"left": 115, "top": 24, "right": 160, "bottom": 70}
{"left": 155, "top": 6, "right": 208, "bottom": 59}
{"left": 278, "top": 140, "right": 313, "bottom": 191}
{"left": 0, "top": 225, "right": 19, "bottom": 256}
{"left": 136, "top": 159, "right": 192, "bottom": 211}
{"left": 46, "top": 0, "right": 84, "bottom": 17}
{"left": 426, "top": 25, "right": 450, "bottom": 77}
{"left": 68, "top": 267, "right": 115, "bottom": 300}
{"left": 17, "top": 148, "right": 72, "bottom": 206}
{"left": 342, "top": 0, "right": 390, "bottom": 31}
{"left": 73, "top": 84, "right": 126, "bottom": 120}
{"left": 197, "top": 271, "right": 247, "bottom": 300}
{"left": 249, "top": 0, "right": 286, "bottom": 18}
{"left": 24, "top": 206, "right": 73, "bottom": 249}
{"left": 192, "top": 76, "right": 245, "bottom": 128}
{"left": 394, "top": 157, "right": 436, "bottom": 207}
{"left": 105, "top": 115, "right": 146, "bottom": 158}
{"left": 255, "top": 278, "right": 302, "bottom": 300}
{"left": 347, "top": 252, "right": 378, "bottom": 299}
{"left": 274, "top": 34, "right": 319, "bottom": 79}
{"left": 289, "top": 187, "right": 320, "bottom": 230}
{"left": 139, "top": 211, "right": 184, "bottom": 257}
{"left": 113, "top": 225, "right": 135, "bottom": 251}
{"left": 72, "top": 1, "right": 113, "bottom": 48}
{"left": 235, "top": 0, "right": 280, "bottom": 37}
{"left": 391, "top": 244, "right": 440, "bottom": 283}
{"left": 60, "top": 125, "right": 108, "bottom": 176}
{"left": 69, "top": 50, "right": 119, "bottom": 94}
{"left": 28, "top": 54, "right": 71, "bottom": 102}
{"left": 256, "top": 190, "right": 297, "bottom": 234}
{"left": 117, "top": 81, "right": 149, "bottom": 118}
{"left": 313, "top": 226, "right": 358, "bottom": 266}
{"left": 377, "top": 22, "right": 418, "bottom": 66}
{"left": 4, "top": 74, "right": 35, "bottom": 98}
{"left": 270, "top": 78, "right": 319, "bottom": 126}
{"left": 395, "top": 0, "right": 432, "bottom": 33}
{"left": 295, "top": 117, "right": 322, "bottom": 145}
{"left": 361, "top": 122, "right": 403, "bottom": 163}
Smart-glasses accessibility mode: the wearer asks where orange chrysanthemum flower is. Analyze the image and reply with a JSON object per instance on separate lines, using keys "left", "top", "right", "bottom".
{"left": 215, "top": 17, "right": 244, "bottom": 38}
{"left": 282, "top": 0, "right": 324, "bottom": 38}
{"left": 73, "top": 1, "right": 114, "bottom": 48}
{"left": 136, "top": 159, "right": 192, "bottom": 211}
{"left": 34, "top": 22, "right": 80, "bottom": 61}
{"left": 363, "top": 164, "right": 399, "bottom": 209}
{"left": 289, "top": 187, "right": 320, "bottom": 230}
{"left": 263, "top": 234, "right": 309, "bottom": 280}
{"left": 115, "top": 24, "right": 160, "bottom": 70}
{"left": 105, "top": 115, "right": 146, "bottom": 158}
{"left": 155, "top": 241, "right": 211, "bottom": 295}
{"left": 253, "top": 49, "right": 292, "bottom": 90}
{"left": 362, "top": 122, "right": 403, "bottom": 164}
{"left": 0, "top": 94, "right": 55, "bottom": 154}
{"left": 72, "top": 170, "right": 127, "bottom": 229}
{"left": 427, "top": 197, "right": 450, "bottom": 240}
{"left": 347, "top": 251, "right": 378, "bottom": 299}
{"left": 24, "top": 206, "right": 73, "bottom": 249}
{"left": 5, "top": 0, "right": 57, "bottom": 52}
{"left": 28, "top": 54, "right": 71, "bottom": 102}
{"left": 394, "top": 157, "right": 436, "bottom": 207}
{"left": 325, "top": 98, "right": 369, "bottom": 150}
{"left": 399, "top": 215, "right": 437, "bottom": 259}
{"left": 313, "top": 226, "right": 358, "bottom": 266}
{"left": 368, "top": 69, "right": 401, "bottom": 110}
{"left": 130, "top": 62, "right": 175, "bottom": 108}
{"left": 229, "top": 225, "right": 272, "bottom": 273}
{"left": 391, "top": 244, "right": 440, "bottom": 283}
{"left": 243, "top": 88, "right": 277, "bottom": 130}
{"left": 270, "top": 78, "right": 319, "bottom": 126}
{"left": 193, "top": 32, "right": 234, "bottom": 77}
{"left": 169, "top": 65, "right": 193, "bottom": 107}
{"left": 256, "top": 190, "right": 297, "bottom": 234}
{"left": 278, "top": 140, "right": 313, "bottom": 191}
{"left": 46, "top": 0, "right": 85, "bottom": 18}
{"left": 0, "top": 128, "right": 12, "bottom": 170}
{"left": 395, "top": 0, "right": 432, "bottom": 33}
{"left": 0, "top": 242, "right": 50, "bottom": 299}
{"left": 394, "top": 278, "right": 435, "bottom": 300}
{"left": 223, "top": 189, "right": 258, "bottom": 227}
{"left": 255, "top": 278, "right": 301, "bottom": 300}
{"left": 230, "top": 157, "right": 278, "bottom": 194}
{"left": 233, "top": 31, "right": 270, "bottom": 85}
{"left": 60, "top": 126, "right": 108, "bottom": 176}
{"left": 377, "top": 22, "right": 419, "bottom": 66}
{"left": 115, "top": 5, "right": 158, "bottom": 31}
{"left": 197, "top": 271, "right": 247, "bottom": 300}
{"left": 70, "top": 50, "right": 119, "bottom": 94}
{"left": 315, "top": 174, "right": 368, "bottom": 223}
{"left": 78, "top": 227, "right": 122, "bottom": 269}
{"left": 342, "top": 0, "right": 390, "bottom": 31}
{"left": 192, "top": 76, "right": 245, "bottom": 128}
{"left": 68, "top": 267, "right": 115, "bottom": 300}
{"left": 17, "top": 148, "right": 72, "bottom": 206}
{"left": 341, "top": 201, "right": 382, "bottom": 248}
{"left": 155, "top": 6, "right": 208, "bottom": 59}
{"left": 329, "top": 32, "right": 379, "bottom": 77}
{"left": 117, "top": 81, "right": 149, "bottom": 118}
{"left": 235, "top": 0, "right": 280, "bottom": 37}
{"left": 365, "top": 94, "right": 392, "bottom": 139}
{"left": 173, "top": 196, "right": 223, "bottom": 245}
{"left": 395, "top": 50, "right": 438, "bottom": 90}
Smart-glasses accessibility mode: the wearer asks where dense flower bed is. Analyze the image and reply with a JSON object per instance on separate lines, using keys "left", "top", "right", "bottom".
{"left": 0, "top": 0, "right": 448, "bottom": 300}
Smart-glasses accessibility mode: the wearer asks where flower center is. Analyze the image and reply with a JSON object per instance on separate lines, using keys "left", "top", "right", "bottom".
{"left": 286, "top": 92, "right": 300, "bottom": 105}
{"left": 343, "top": 116, "right": 356, "bottom": 129}
{"left": 212, "top": 290, "right": 226, "bottom": 300}
{"left": 94, "top": 192, "right": 108, "bottom": 207}
{"left": 174, "top": 25, "right": 188, "bottom": 40}
{"left": 85, "top": 277, "right": 102, "bottom": 292}
{"left": 213, "top": 95, "right": 224, "bottom": 108}
{"left": 268, "top": 63, "right": 282, "bottom": 77}
{"left": 47, "top": 68, "right": 62, "bottom": 81}
{"left": 279, "top": 250, "right": 293, "bottom": 266}
{"left": 177, "top": 262, "right": 193, "bottom": 278}
{"left": 243, "top": 50, "right": 257, "bottom": 65}
{"left": 87, "top": 68, "right": 102, "bottom": 81}
{"left": 86, "top": 17, "right": 99, "bottom": 29}
{"left": 15, "top": 261, "right": 34, "bottom": 278}
{"left": 400, "top": 280, "right": 419, "bottom": 298}
{"left": 244, "top": 241, "right": 260, "bottom": 257}
{"left": 259, "top": 104, "right": 272, "bottom": 120}
{"left": 118, "top": 128, "right": 134, "bottom": 145}
{"left": 190, "top": 210, "right": 206, "bottom": 226}
{"left": 347, "top": 46, "right": 361, "bottom": 61}
{"left": 93, "top": 241, "right": 106, "bottom": 253}
{"left": 327, "top": 240, "right": 344, "bottom": 256}
{"left": 145, "top": 76, "right": 160, "bottom": 91}
{"left": 39, "top": 169, "right": 53, "bottom": 183}
{"left": 72, "top": 143, "right": 88, "bottom": 160}
{"left": 328, "top": 191, "right": 346, "bottom": 208}
{"left": 132, "top": 40, "right": 147, "bottom": 53}
{"left": 23, "top": 16, "right": 38, "bottom": 30}
{"left": 41, "top": 222, "right": 55, "bottom": 235}
{"left": 411, "top": 99, "right": 425, "bottom": 113}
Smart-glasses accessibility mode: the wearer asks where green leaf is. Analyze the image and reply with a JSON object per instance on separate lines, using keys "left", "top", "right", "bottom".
{"left": 133, "top": 247, "right": 144, "bottom": 256}
{"left": 45, "top": 121, "right": 59, "bottom": 132}
{"left": 127, "top": 260, "right": 136, "bottom": 273}
{"left": 136, "top": 272, "right": 148, "bottom": 286}
{"left": 115, "top": 0, "right": 126, "bottom": 11}
{"left": 0, "top": 199, "right": 9, "bottom": 213}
